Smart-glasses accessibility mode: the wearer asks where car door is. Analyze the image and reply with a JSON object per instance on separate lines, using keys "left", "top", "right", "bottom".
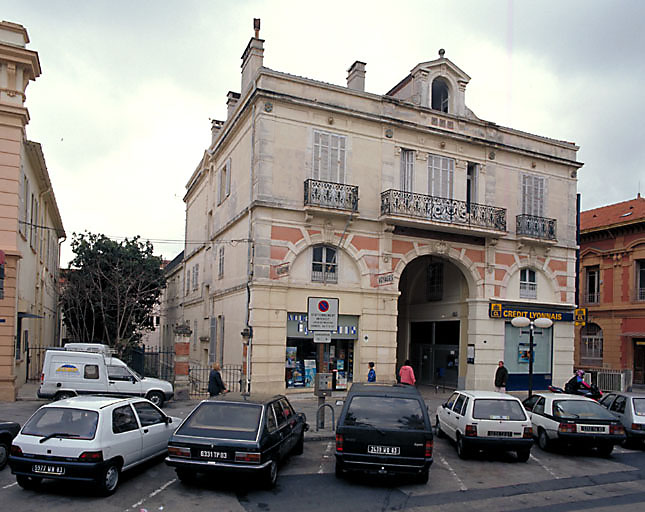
{"left": 108, "top": 365, "right": 143, "bottom": 396}
{"left": 109, "top": 404, "right": 143, "bottom": 468}
{"left": 278, "top": 398, "right": 299, "bottom": 450}
{"left": 526, "top": 396, "right": 547, "bottom": 432}
{"left": 451, "top": 394, "right": 468, "bottom": 437}
{"left": 609, "top": 395, "right": 628, "bottom": 426}
{"left": 439, "top": 392, "right": 460, "bottom": 440}
{"left": 133, "top": 401, "right": 171, "bottom": 459}
{"left": 271, "top": 401, "right": 290, "bottom": 460}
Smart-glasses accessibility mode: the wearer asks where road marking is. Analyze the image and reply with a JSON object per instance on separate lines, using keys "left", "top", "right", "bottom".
{"left": 438, "top": 455, "right": 467, "bottom": 491}
{"left": 530, "top": 452, "right": 560, "bottom": 479}
{"left": 2, "top": 482, "right": 18, "bottom": 490}
{"left": 127, "top": 478, "right": 176, "bottom": 511}
{"left": 318, "top": 441, "right": 333, "bottom": 474}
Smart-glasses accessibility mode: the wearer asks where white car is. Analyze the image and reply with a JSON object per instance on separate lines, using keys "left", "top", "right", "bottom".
{"left": 435, "top": 390, "right": 533, "bottom": 461}
{"left": 8, "top": 396, "right": 180, "bottom": 495}
{"left": 523, "top": 392, "right": 626, "bottom": 456}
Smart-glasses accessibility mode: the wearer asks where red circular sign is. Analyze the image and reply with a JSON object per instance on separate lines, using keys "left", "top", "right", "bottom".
{"left": 318, "top": 300, "right": 329, "bottom": 312}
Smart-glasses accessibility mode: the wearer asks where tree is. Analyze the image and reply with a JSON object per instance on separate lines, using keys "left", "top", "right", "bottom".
{"left": 61, "top": 232, "right": 166, "bottom": 349}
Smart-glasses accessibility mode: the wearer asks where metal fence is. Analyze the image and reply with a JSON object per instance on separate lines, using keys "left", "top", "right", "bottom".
{"left": 119, "top": 345, "right": 175, "bottom": 382}
{"left": 579, "top": 367, "right": 633, "bottom": 392}
{"left": 188, "top": 363, "right": 244, "bottom": 398}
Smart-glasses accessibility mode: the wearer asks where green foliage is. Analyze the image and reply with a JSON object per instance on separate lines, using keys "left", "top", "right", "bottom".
{"left": 61, "top": 232, "right": 166, "bottom": 348}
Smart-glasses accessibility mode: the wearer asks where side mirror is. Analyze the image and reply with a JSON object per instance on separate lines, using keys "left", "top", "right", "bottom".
{"left": 165, "top": 416, "right": 173, "bottom": 424}
{"left": 131, "top": 376, "right": 137, "bottom": 383}
{"left": 442, "top": 402, "right": 448, "bottom": 408}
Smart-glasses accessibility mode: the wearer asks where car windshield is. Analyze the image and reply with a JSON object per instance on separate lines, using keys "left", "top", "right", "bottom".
{"left": 22, "top": 407, "right": 99, "bottom": 440}
{"left": 472, "top": 399, "right": 526, "bottom": 421}
{"left": 344, "top": 396, "right": 426, "bottom": 431}
{"left": 553, "top": 400, "right": 615, "bottom": 420}
{"left": 177, "top": 402, "right": 262, "bottom": 440}
{"left": 633, "top": 398, "right": 645, "bottom": 416}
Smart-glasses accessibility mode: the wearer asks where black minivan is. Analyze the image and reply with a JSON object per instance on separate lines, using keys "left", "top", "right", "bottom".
{"left": 335, "top": 384, "right": 433, "bottom": 483}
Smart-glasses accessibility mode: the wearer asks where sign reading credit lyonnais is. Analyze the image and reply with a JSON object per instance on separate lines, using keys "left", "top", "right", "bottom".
{"left": 307, "top": 297, "right": 339, "bottom": 331}
{"left": 489, "top": 302, "right": 573, "bottom": 322}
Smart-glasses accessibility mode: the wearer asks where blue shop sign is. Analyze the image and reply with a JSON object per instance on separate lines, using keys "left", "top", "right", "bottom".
{"left": 489, "top": 302, "right": 573, "bottom": 322}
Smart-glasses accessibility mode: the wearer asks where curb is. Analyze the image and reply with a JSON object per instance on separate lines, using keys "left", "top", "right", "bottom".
{"left": 305, "top": 432, "right": 336, "bottom": 442}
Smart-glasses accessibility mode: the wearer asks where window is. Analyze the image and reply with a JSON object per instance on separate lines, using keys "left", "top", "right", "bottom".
{"left": 265, "top": 405, "right": 277, "bottom": 432}
{"left": 585, "top": 266, "right": 600, "bottom": 304}
{"left": 431, "top": 77, "right": 450, "bottom": 113}
{"left": 176, "top": 402, "right": 262, "bottom": 441}
{"left": 637, "top": 260, "right": 645, "bottom": 301}
{"left": 523, "top": 395, "right": 539, "bottom": 411}
{"left": 133, "top": 402, "right": 165, "bottom": 426}
{"left": 108, "top": 365, "right": 134, "bottom": 381}
{"left": 345, "top": 396, "right": 426, "bottom": 430}
{"left": 533, "top": 397, "right": 545, "bottom": 415}
{"left": 193, "top": 319, "right": 198, "bottom": 347}
{"left": 186, "top": 268, "right": 191, "bottom": 295}
{"left": 472, "top": 399, "right": 527, "bottom": 421}
{"left": 521, "top": 174, "right": 545, "bottom": 217}
{"left": 466, "top": 162, "right": 478, "bottom": 209}
{"left": 428, "top": 154, "right": 454, "bottom": 199}
{"left": 580, "top": 323, "right": 603, "bottom": 366}
{"left": 22, "top": 407, "right": 98, "bottom": 440}
{"left": 218, "top": 158, "right": 231, "bottom": 205}
{"left": 452, "top": 394, "right": 466, "bottom": 415}
{"left": 218, "top": 246, "right": 224, "bottom": 279}
{"left": 313, "top": 130, "right": 346, "bottom": 183}
{"left": 312, "top": 245, "right": 337, "bottom": 284}
{"left": 610, "top": 395, "right": 627, "bottom": 414}
{"left": 520, "top": 268, "right": 537, "bottom": 299}
{"left": 445, "top": 392, "right": 458, "bottom": 410}
{"left": 84, "top": 364, "right": 99, "bottom": 380}
{"left": 112, "top": 405, "right": 139, "bottom": 434}
{"left": 400, "top": 149, "right": 414, "bottom": 192}
{"left": 426, "top": 262, "right": 443, "bottom": 301}
{"left": 272, "top": 402, "right": 287, "bottom": 428}
{"left": 19, "top": 168, "right": 26, "bottom": 236}
{"left": 30, "top": 195, "right": 38, "bottom": 249}
{"left": 193, "top": 264, "right": 199, "bottom": 291}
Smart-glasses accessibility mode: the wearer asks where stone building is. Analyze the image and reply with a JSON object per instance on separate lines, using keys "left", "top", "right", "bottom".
{"left": 0, "top": 22, "right": 65, "bottom": 400}
{"left": 178, "top": 22, "right": 582, "bottom": 394}
{"left": 575, "top": 195, "right": 645, "bottom": 384}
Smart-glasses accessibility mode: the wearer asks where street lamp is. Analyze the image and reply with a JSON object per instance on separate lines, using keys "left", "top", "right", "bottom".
{"left": 510, "top": 316, "right": 554, "bottom": 398}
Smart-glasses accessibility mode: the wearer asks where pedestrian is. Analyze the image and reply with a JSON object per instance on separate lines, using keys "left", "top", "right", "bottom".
{"left": 208, "top": 362, "right": 228, "bottom": 398}
{"left": 399, "top": 360, "right": 416, "bottom": 386}
{"left": 367, "top": 362, "right": 376, "bottom": 382}
{"left": 494, "top": 360, "right": 508, "bottom": 393}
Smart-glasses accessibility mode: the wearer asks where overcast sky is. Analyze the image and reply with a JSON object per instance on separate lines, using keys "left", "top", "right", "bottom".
{"left": 3, "top": 0, "right": 644, "bottom": 266}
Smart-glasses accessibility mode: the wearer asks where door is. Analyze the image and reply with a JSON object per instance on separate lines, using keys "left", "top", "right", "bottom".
{"left": 438, "top": 392, "right": 460, "bottom": 440}
{"left": 133, "top": 401, "right": 171, "bottom": 458}
{"left": 110, "top": 404, "right": 143, "bottom": 468}
{"left": 271, "top": 402, "right": 291, "bottom": 460}
{"left": 634, "top": 341, "right": 645, "bottom": 385}
{"left": 108, "top": 365, "right": 143, "bottom": 396}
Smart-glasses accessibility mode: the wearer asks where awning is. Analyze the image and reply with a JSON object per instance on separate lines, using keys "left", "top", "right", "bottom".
{"left": 18, "top": 312, "right": 44, "bottom": 319}
{"left": 623, "top": 332, "right": 645, "bottom": 338}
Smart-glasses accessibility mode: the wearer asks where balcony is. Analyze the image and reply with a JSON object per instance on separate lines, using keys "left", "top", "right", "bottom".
{"left": 516, "top": 214, "right": 557, "bottom": 242}
{"left": 380, "top": 189, "right": 507, "bottom": 235}
{"left": 304, "top": 179, "right": 358, "bottom": 214}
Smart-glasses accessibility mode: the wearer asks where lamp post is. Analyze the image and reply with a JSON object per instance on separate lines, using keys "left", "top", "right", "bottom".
{"left": 510, "top": 316, "right": 554, "bottom": 398}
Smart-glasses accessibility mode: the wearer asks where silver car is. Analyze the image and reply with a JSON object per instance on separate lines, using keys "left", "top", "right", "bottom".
{"left": 599, "top": 392, "right": 645, "bottom": 447}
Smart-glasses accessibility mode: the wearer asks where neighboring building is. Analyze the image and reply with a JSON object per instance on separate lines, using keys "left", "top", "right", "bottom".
{"left": 178, "top": 22, "right": 581, "bottom": 395}
{"left": 575, "top": 194, "right": 645, "bottom": 384}
{"left": 159, "top": 251, "right": 184, "bottom": 351}
{"left": 0, "top": 22, "right": 66, "bottom": 400}
{"left": 139, "top": 258, "right": 170, "bottom": 350}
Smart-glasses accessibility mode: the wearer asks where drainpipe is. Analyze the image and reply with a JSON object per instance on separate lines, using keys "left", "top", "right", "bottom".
{"left": 244, "top": 100, "right": 257, "bottom": 393}
{"left": 575, "top": 193, "right": 580, "bottom": 306}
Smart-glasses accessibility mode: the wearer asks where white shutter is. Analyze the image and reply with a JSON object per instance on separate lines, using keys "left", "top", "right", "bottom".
{"left": 313, "top": 131, "right": 321, "bottom": 180}
{"left": 320, "top": 132, "right": 330, "bottom": 181}
{"left": 217, "top": 169, "right": 222, "bottom": 205}
{"left": 401, "top": 150, "right": 414, "bottom": 192}
{"left": 522, "top": 175, "right": 545, "bottom": 216}
{"left": 209, "top": 317, "right": 217, "bottom": 364}
{"left": 225, "top": 158, "right": 231, "bottom": 197}
{"left": 219, "top": 316, "right": 225, "bottom": 365}
{"left": 19, "top": 168, "right": 25, "bottom": 234}
{"left": 338, "top": 136, "right": 346, "bottom": 184}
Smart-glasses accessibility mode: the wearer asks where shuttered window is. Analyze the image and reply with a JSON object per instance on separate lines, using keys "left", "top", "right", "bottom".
{"left": 400, "top": 149, "right": 414, "bottom": 192}
{"left": 522, "top": 174, "right": 545, "bottom": 217}
{"left": 313, "top": 130, "right": 346, "bottom": 183}
{"left": 428, "top": 154, "right": 454, "bottom": 198}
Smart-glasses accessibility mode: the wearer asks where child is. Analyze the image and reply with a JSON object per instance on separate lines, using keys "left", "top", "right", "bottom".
{"left": 367, "top": 362, "right": 376, "bottom": 382}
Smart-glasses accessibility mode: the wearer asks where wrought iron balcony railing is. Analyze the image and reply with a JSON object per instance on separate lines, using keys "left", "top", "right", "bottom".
{"left": 516, "top": 214, "right": 557, "bottom": 241}
{"left": 380, "top": 190, "right": 507, "bottom": 232}
{"left": 304, "top": 179, "right": 358, "bottom": 212}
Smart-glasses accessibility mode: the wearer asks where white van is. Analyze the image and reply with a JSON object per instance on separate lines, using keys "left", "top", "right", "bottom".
{"left": 38, "top": 350, "right": 174, "bottom": 407}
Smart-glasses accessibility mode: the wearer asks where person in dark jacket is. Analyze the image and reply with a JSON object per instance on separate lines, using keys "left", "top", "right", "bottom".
{"left": 494, "top": 361, "right": 508, "bottom": 392}
{"left": 208, "top": 363, "right": 228, "bottom": 397}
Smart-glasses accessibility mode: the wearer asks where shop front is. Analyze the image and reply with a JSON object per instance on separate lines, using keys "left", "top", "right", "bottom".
{"left": 285, "top": 313, "right": 358, "bottom": 391}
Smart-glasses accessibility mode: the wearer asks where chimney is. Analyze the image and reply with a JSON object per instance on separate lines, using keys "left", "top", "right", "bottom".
{"left": 240, "top": 18, "right": 264, "bottom": 94}
{"left": 211, "top": 119, "right": 224, "bottom": 144}
{"left": 226, "top": 91, "right": 240, "bottom": 119}
{"left": 347, "top": 61, "right": 366, "bottom": 91}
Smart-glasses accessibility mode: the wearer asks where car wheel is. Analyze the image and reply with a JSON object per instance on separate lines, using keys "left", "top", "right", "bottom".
{"left": 263, "top": 459, "right": 278, "bottom": 488}
{"left": 146, "top": 391, "right": 165, "bottom": 408}
{"left": 97, "top": 462, "right": 120, "bottom": 496}
{"left": 176, "top": 468, "right": 195, "bottom": 484}
{"left": 417, "top": 467, "right": 430, "bottom": 484}
{"left": 16, "top": 475, "right": 41, "bottom": 490}
{"left": 0, "top": 441, "right": 9, "bottom": 470}
{"left": 538, "top": 429, "right": 551, "bottom": 452}
{"left": 456, "top": 435, "right": 469, "bottom": 459}
{"left": 335, "top": 459, "right": 345, "bottom": 479}
{"left": 435, "top": 417, "right": 446, "bottom": 439}
{"left": 293, "top": 432, "right": 304, "bottom": 455}
{"left": 596, "top": 443, "right": 613, "bottom": 458}
{"left": 516, "top": 449, "right": 531, "bottom": 462}
{"left": 55, "top": 391, "right": 75, "bottom": 401}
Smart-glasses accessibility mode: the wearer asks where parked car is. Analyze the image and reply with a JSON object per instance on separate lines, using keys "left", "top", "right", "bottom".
{"left": 165, "top": 393, "right": 307, "bottom": 488}
{"left": 599, "top": 391, "right": 645, "bottom": 447}
{"left": 0, "top": 420, "right": 20, "bottom": 470}
{"left": 335, "top": 383, "right": 433, "bottom": 483}
{"left": 38, "top": 349, "right": 173, "bottom": 407}
{"left": 523, "top": 392, "right": 626, "bottom": 456}
{"left": 435, "top": 390, "right": 533, "bottom": 461}
{"left": 8, "top": 396, "right": 180, "bottom": 495}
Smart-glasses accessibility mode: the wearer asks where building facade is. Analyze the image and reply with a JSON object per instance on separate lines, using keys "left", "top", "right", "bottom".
{"left": 178, "top": 23, "right": 581, "bottom": 395}
{"left": 0, "top": 22, "right": 65, "bottom": 400}
{"left": 575, "top": 195, "right": 645, "bottom": 384}
{"left": 158, "top": 251, "right": 184, "bottom": 351}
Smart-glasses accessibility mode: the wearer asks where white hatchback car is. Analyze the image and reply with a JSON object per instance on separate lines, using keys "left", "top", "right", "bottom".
{"left": 8, "top": 396, "right": 180, "bottom": 495}
{"left": 435, "top": 390, "right": 533, "bottom": 461}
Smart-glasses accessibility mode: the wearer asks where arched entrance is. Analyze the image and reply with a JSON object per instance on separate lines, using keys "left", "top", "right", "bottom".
{"left": 397, "top": 255, "right": 470, "bottom": 388}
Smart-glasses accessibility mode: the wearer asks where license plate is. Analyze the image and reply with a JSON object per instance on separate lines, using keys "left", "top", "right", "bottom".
{"left": 368, "top": 445, "right": 400, "bottom": 455}
{"left": 580, "top": 426, "right": 605, "bottom": 433}
{"left": 200, "top": 450, "right": 228, "bottom": 460}
{"left": 32, "top": 464, "right": 65, "bottom": 475}
{"left": 487, "top": 431, "right": 513, "bottom": 437}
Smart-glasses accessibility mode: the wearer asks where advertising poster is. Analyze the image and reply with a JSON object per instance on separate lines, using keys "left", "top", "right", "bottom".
{"left": 285, "top": 347, "right": 297, "bottom": 368}
{"left": 293, "top": 360, "right": 305, "bottom": 387}
{"left": 518, "top": 343, "right": 531, "bottom": 364}
{"left": 336, "top": 371, "right": 348, "bottom": 390}
{"left": 304, "top": 359, "right": 316, "bottom": 388}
